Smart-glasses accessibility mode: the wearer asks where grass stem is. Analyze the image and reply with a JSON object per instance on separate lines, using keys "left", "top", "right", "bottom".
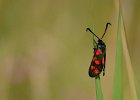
{"left": 95, "top": 75, "right": 103, "bottom": 100}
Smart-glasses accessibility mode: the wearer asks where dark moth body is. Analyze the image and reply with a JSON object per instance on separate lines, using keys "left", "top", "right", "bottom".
{"left": 89, "top": 40, "right": 106, "bottom": 77}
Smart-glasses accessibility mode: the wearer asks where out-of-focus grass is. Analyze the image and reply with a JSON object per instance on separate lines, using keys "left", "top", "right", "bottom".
{"left": 122, "top": 16, "right": 138, "bottom": 100}
{"left": 113, "top": 1, "right": 138, "bottom": 100}
{"left": 113, "top": 4, "right": 123, "bottom": 100}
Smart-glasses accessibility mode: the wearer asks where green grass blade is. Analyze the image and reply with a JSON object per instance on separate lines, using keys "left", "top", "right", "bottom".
{"left": 95, "top": 75, "right": 103, "bottom": 100}
{"left": 113, "top": 9, "right": 123, "bottom": 100}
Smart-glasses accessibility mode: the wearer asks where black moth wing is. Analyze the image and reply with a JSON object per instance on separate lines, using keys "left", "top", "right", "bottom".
{"left": 102, "top": 49, "right": 106, "bottom": 76}
{"left": 88, "top": 48, "right": 104, "bottom": 77}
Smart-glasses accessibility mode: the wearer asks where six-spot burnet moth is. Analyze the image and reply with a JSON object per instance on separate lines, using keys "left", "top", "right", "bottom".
{"left": 86, "top": 23, "right": 111, "bottom": 78}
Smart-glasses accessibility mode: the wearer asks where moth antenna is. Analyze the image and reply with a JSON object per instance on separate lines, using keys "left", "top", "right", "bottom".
{"left": 86, "top": 28, "right": 100, "bottom": 40}
{"left": 101, "top": 23, "right": 111, "bottom": 39}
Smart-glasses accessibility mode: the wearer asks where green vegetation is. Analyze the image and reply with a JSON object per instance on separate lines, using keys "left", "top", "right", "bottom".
{"left": 95, "top": 75, "right": 103, "bottom": 100}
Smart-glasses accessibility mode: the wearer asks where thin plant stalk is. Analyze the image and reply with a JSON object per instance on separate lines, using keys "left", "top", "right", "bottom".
{"left": 95, "top": 75, "right": 103, "bottom": 100}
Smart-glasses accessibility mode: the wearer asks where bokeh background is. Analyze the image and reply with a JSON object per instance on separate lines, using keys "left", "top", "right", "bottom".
{"left": 0, "top": 0, "right": 140, "bottom": 100}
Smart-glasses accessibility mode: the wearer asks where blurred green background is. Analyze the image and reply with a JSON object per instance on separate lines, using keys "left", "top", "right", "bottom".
{"left": 0, "top": 0, "right": 140, "bottom": 100}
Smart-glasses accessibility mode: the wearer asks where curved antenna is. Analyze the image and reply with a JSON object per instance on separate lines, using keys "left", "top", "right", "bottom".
{"left": 101, "top": 23, "right": 111, "bottom": 39}
{"left": 86, "top": 28, "right": 100, "bottom": 40}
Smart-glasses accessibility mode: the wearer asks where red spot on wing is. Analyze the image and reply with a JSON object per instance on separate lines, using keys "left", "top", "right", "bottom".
{"left": 92, "top": 57, "right": 96, "bottom": 62}
{"left": 90, "top": 66, "right": 95, "bottom": 70}
{"left": 102, "top": 57, "right": 104, "bottom": 64}
{"left": 95, "top": 60, "right": 100, "bottom": 65}
{"left": 94, "top": 69, "right": 99, "bottom": 74}
{"left": 95, "top": 49, "right": 100, "bottom": 55}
